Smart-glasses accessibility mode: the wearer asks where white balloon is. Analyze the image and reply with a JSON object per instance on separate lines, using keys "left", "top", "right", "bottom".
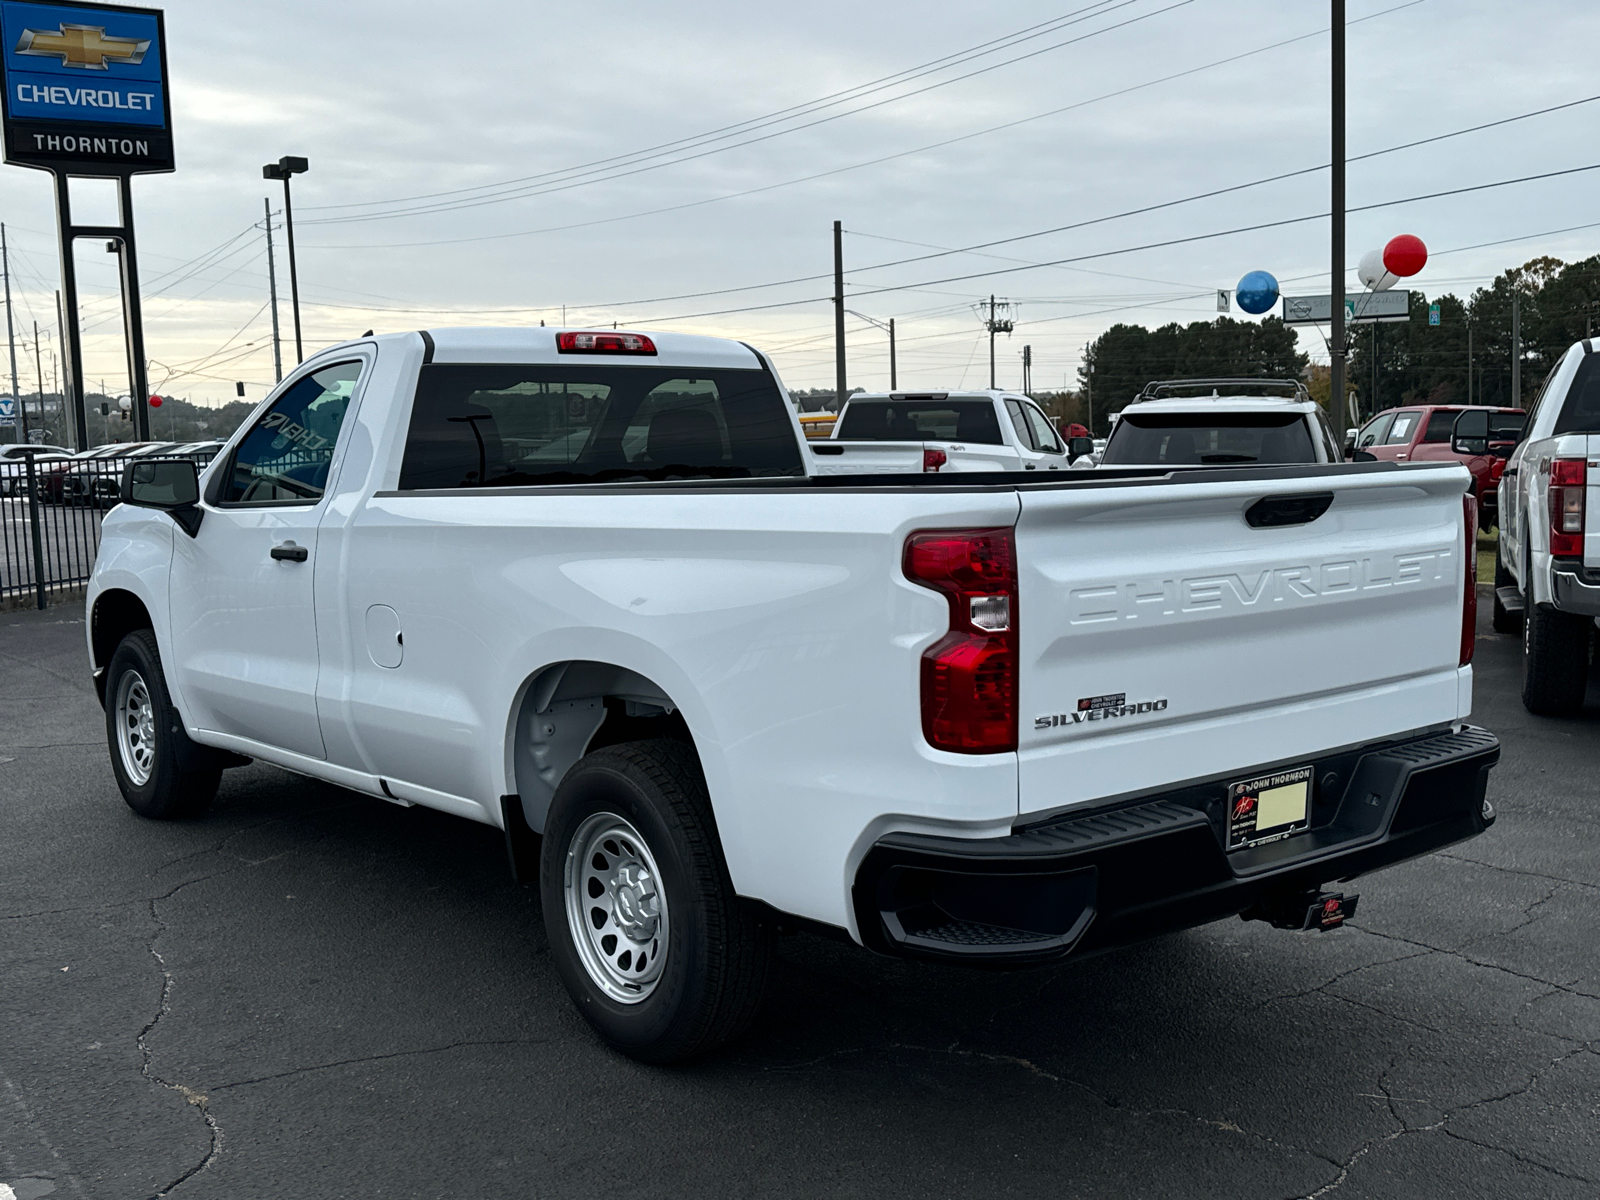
{"left": 1358, "top": 248, "right": 1400, "bottom": 292}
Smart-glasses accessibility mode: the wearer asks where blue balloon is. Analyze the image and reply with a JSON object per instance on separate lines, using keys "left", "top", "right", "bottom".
{"left": 1236, "top": 270, "right": 1280, "bottom": 315}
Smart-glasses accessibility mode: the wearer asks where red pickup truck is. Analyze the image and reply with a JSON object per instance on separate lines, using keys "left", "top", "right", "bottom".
{"left": 1349, "top": 404, "right": 1524, "bottom": 525}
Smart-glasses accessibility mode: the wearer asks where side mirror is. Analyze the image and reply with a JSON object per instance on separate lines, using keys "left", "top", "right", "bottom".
{"left": 123, "top": 458, "right": 203, "bottom": 537}
{"left": 1351, "top": 449, "right": 1378, "bottom": 463}
{"left": 1066, "top": 436, "right": 1095, "bottom": 462}
{"left": 1451, "top": 409, "right": 1489, "bottom": 456}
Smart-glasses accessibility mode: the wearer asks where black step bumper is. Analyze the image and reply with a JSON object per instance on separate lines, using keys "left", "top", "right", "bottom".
{"left": 853, "top": 725, "right": 1499, "bottom": 965}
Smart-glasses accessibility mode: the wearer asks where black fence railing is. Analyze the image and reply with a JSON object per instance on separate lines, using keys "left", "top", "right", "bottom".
{"left": 1, "top": 456, "right": 130, "bottom": 608}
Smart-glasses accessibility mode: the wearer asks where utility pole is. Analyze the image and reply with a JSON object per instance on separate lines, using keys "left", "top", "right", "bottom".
{"left": 1466, "top": 321, "right": 1473, "bottom": 406}
{"left": 1022, "top": 344, "right": 1032, "bottom": 397}
{"left": 832, "top": 220, "right": 846, "bottom": 409}
{"left": 3, "top": 224, "right": 24, "bottom": 444}
{"left": 264, "top": 198, "right": 283, "bottom": 383}
{"left": 1328, "top": 0, "right": 1347, "bottom": 435}
{"left": 977, "top": 295, "right": 1014, "bottom": 390}
{"left": 1511, "top": 291, "right": 1521, "bottom": 405}
{"left": 32, "top": 321, "right": 43, "bottom": 431}
{"left": 1085, "top": 352, "right": 1094, "bottom": 435}
{"left": 889, "top": 318, "right": 896, "bottom": 391}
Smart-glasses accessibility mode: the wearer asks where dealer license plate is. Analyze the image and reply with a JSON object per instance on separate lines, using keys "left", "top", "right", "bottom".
{"left": 1226, "top": 765, "right": 1313, "bottom": 850}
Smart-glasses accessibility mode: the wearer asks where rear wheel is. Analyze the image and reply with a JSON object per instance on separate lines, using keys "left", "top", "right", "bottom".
{"left": 105, "top": 629, "right": 221, "bottom": 818}
{"left": 1492, "top": 541, "right": 1522, "bottom": 634}
{"left": 539, "top": 739, "right": 771, "bottom": 1063}
{"left": 1521, "top": 602, "right": 1592, "bottom": 716}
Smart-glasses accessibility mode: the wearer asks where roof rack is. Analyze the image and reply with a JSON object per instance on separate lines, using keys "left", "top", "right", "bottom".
{"left": 1130, "top": 378, "right": 1310, "bottom": 404}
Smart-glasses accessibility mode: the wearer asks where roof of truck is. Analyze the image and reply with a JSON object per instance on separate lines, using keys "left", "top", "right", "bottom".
{"left": 359, "top": 327, "right": 764, "bottom": 370}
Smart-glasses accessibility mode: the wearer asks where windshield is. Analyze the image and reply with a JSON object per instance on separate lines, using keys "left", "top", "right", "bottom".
{"left": 835, "top": 400, "right": 1003, "bottom": 445}
{"left": 1100, "top": 411, "right": 1317, "bottom": 466}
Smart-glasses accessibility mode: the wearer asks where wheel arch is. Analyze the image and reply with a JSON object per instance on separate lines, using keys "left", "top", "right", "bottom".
{"left": 90, "top": 587, "right": 156, "bottom": 707}
{"left": 505, "top": 659, "right": 697, "bottom": 835}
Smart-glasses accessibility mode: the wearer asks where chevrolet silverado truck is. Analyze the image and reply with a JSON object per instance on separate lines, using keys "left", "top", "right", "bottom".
{"left": 1493, "top": 338, "right": 1600, "bottom": 714}
{"left": 89, "top": 327, "right": 1498, "bottom": 1062}
{"left": 812, "top": 389, "right": 1092, "bottom": 474}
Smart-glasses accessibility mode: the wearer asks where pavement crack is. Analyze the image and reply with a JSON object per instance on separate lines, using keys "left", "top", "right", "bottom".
{"left": 1349, "top": 924, "right": 1600, "bottom": 1002}
{"left": 137, "top": 896, "right": 220, "bottom": 1197}
{"left": 211, "top": 1039, "right": 551, "bottom": 1091}
{"left": 1435, "top": 852, "right": 1600, "bottom": 893}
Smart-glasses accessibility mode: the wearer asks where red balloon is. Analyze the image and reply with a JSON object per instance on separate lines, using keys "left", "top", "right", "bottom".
{"left": 149, "top": 396, "right": 162, "bottom": 407}
{"left": 1383, "top": 234, "right": 1427, "bottom": 278}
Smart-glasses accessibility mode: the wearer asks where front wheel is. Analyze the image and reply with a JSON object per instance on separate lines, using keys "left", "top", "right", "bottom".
{"left": 1522, "top": 603, "right": 1592, "bottom": 716}
{"left": 539, "top": 739, "right": 771, "bottom": 1063}
{"left": 105, "top": 629, "right": 221, "bottom": 818}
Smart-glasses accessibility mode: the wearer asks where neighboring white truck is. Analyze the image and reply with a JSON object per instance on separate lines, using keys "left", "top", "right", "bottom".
{"left": 1090, "top": 378, "right": 1344, "bottom": 469}
{"left": 1493, "top": 338, "right": 1600, "bottom": 714}
{"left": 89, "top": 327, "right": 1498, "bottom": 1062}
{"left": 812, "top": 390, "right": 1092, "bottom": 474}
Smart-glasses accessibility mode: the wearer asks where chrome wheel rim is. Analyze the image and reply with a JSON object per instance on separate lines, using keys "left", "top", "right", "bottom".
{"left": 115, "top": 669, "right": 157, "bottom": 786}
{"left": 564, "top": 812, "right": 668, "bottom": 1003}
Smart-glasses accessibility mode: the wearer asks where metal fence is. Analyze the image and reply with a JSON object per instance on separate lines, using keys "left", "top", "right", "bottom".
{"left": 1, "top": 456, "right": 127, "bottom": 608}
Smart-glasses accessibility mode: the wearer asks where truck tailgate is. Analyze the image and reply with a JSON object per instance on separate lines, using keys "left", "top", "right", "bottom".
{"left": 1015, "top": 464, "right": 1471, "bottom": 819}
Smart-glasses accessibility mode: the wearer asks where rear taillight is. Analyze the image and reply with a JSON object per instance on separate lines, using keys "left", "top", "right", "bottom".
{"left": 922, "top": 448, "right": 947, "bottom": 473}
{"left": 1461, "top": 494, "right": 1478, "bottom": 667}
{"left": 1548, "top": 457, "right": 1586, "bottom": 556}
{"left": 555, "top": 331, "right": 657, "bottom": 355}
{"left": 903, "top": 528, "right": 1017, "bottom": 753}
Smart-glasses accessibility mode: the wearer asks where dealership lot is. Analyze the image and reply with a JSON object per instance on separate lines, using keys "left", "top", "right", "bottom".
{"left": 1, "top": 600, "right": 1595, "bottom": 1199}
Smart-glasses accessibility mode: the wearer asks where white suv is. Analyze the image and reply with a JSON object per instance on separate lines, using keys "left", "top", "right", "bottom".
{"left": 1092, "top": 378, "right": 1343, "bottom": 468}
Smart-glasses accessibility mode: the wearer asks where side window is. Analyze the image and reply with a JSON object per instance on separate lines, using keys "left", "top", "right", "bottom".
{"left": 221, "top": 361, "right": 361, "bottom": 504}
{"left": 1550, "top": 356, "right": 1600, "bottom": 436}
{"left": 1005, "top": 399, "right": 1039, "bottom": 450}
{"left": 1384, "top": 410, "right": 1421, "bottom": 445}
{"left": 1356, "top": 413, "right": 1393, "bottom": 448}
{"left": 1421, "top": 410, "right": 1459, "bottom": 443}
{"left": 1313, "top": 410, "right": 1341, "bottom": 460}
{"left": 1023, "top": 403, "right": 1064, "bottom": 454}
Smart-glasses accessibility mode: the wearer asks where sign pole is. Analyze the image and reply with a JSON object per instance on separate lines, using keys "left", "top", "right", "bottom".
{"left": 1328, "top": 0, "right": 1346, "bottom": 437}
{"left": 115, "top": 174, "right": 150, "bottom": 440}
{"left": 52, "top": 172, "right": 89, "bottom": 449}
{"left": 2, "top": 222, "right": 23, "bottom": 443}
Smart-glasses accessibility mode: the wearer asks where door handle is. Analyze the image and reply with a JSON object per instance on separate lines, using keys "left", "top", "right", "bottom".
{"left": 271, "top": 541, "right": 309, "bottom": 563}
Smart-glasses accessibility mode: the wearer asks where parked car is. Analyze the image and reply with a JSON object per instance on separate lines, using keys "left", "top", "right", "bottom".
{"left": 1493, "top": 341, "right": 1600, "bottom": 713}
{"left": 36, "top": 444, "right": 143, "bottom": 503}
{"left": 1091, "top": 378, "right": 1343, "bottom": 468}
{"left": 0, "top": 450, "right": 73, "bottom": 496}
{"left": 1, "top": 442, "right": 72, "bottom": 460}
{"left": 816, "top": 389, "right": 1091, "bottom": 473}
{"left": 89, "top": 327, "right": 1498, "bottom": 1062}
{"left": 1348, "top": 404, "right": 1524, "bottom": 526}
{"left": 63, "top": 442, "right": 180, "bottom": 506}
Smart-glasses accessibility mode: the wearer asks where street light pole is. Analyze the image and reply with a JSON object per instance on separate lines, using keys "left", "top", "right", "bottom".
{"left": 263, "top": 156, "right": 308, "bottom": 363}
{"left": 846, "top": 309, "right": 897, "bottom": 391}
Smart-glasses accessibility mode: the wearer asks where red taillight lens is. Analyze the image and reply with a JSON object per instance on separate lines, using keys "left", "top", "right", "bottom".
{"left": 922, "top": 448, "right": 947, "bottom": 473}
{"left": 1461, "top": 494, "right": 1478, "bottom": 667}
{"left": 904, "top": 528, "right": 1017, "bottom": 753}
{"left": 1548, "top": 457, "right": 1586, "bottom": 556}
{"left": 555, "top": 331, "right": 657, "bottom": 355}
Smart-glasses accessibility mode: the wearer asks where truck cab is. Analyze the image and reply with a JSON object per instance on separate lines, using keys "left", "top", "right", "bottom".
{"left": 814, "top": 390, "right": 1083, "bottom": 473}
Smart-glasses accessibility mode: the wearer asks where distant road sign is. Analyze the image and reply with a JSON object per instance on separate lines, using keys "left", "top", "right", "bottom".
{"left": 1217, "top": 289, "right": 1230, "bottom": 313}
{"left": 1282, "top": 291, "right": 1411, "bottom": 325}
{"left": 1428, "top": 302, "right": 1440, "bottom": 326}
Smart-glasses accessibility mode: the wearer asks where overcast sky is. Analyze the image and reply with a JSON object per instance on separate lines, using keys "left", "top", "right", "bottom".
{"left": 0, "top": 0, "right": 1595, "bottom": 407}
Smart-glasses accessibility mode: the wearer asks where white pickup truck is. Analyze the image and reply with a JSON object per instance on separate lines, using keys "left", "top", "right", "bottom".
{"left": 89, "top": 327, "right": 1498, "bottom": 1062}
{"left": 1493, "top": 337, "right": 1600, "bottom": 714}
{"left": 811, "top": 389, "right": 1092, "bottom": 474}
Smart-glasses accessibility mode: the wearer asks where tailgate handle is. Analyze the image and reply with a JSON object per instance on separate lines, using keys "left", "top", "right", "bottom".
{"left": 1245, "top": 493, "right": 1334, "bottom": 528}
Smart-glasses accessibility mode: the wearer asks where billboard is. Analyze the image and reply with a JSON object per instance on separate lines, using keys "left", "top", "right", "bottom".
{"left": 0, "top": 0, "right": 171, "bottom": 174}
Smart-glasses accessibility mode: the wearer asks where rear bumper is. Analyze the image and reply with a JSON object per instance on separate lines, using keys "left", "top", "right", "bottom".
{"left": 852, "top": 725, "right": 1499, "bottom": 965}
{"left": 1550, "top": 560, "right": 1600, "bottom": 618}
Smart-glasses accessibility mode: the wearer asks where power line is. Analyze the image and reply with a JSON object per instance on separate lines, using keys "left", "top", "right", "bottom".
{"left": 299, "top": 1, "right": 1133, "bottom": 215}
{"left": 301, "top": 0, "right": 1190, "bottom": 226}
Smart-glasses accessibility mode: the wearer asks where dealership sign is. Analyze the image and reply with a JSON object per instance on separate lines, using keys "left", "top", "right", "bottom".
{"left": 0, "top": 0, "right": 171, "bottom": 174}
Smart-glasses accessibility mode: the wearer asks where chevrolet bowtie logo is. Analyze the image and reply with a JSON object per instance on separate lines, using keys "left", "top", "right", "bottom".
{"left": 15, "top": 24, "right": 149, "bottom": 70}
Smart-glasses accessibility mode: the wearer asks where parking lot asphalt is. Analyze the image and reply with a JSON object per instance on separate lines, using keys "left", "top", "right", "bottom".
{"left": 2, "top": 599, "right": 1596, "bottom": 1200}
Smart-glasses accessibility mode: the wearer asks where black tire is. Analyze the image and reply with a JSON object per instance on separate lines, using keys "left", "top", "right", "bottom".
{"left": 1492, "top": 540, "right": 1522, "bottom": 634}
{"left": 104, "top": 629, "right": 221, "bottom": 819}
{"left": 1521, "top": 602, "right": 1592, "bottom": 716}
{"left": 539, "top": 739, "right": 771, "bottom": 1064}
